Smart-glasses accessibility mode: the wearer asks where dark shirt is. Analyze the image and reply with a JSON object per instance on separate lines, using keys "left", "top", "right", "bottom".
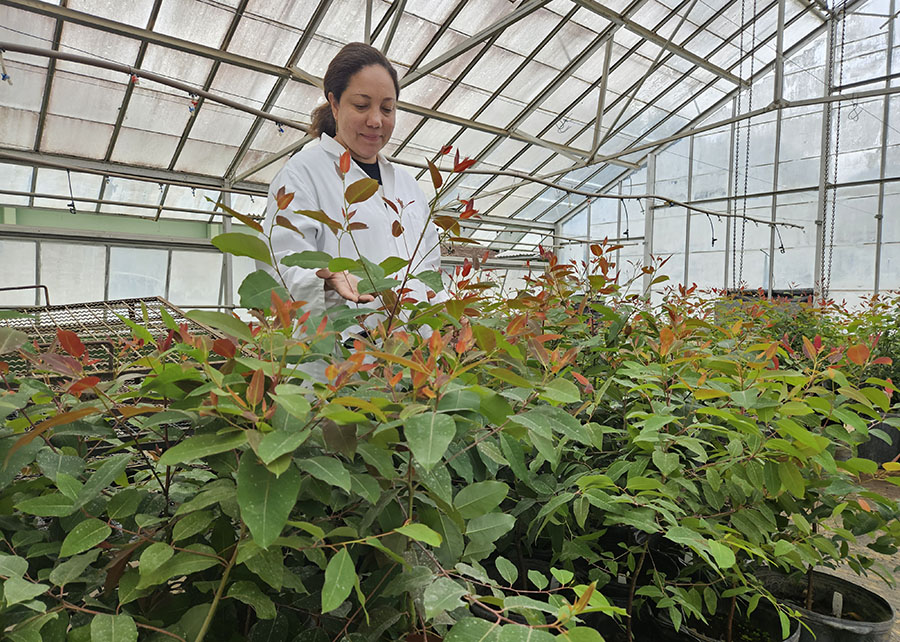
{"left": 355, "top": 159, "right": 382, "bottom": 185}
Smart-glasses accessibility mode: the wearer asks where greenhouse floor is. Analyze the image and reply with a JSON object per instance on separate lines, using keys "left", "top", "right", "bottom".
{"left": 830, "top": 479, "right": 900, "bottom": 641}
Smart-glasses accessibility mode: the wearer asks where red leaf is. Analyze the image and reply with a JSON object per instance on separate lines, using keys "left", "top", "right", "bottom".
{"left": 846, "top": 343, "right": 870, "bottom": 366}
{"left": 340, "top": 150, "right": 351, "bottom": 175}
{"left": 439, "top": 145, "right": 452, "bottom": 155}
{"left": 0, "top": 362, "right": 7, "bottom": 376}
{"left": 158, "top": 329, "right": 175, "bottom": 352}
{"left": 872, "top": 356, "right": 892, "bottom": 365}
{"left": 659, "top": 327, "right": 675, "bottom": 356}
{"left": 813, "top": 334, "right": 822, "bottom": 351}
{"left": 454, "top": 152, "right": 476, "bottom": 173}
{"left": 212, "top": 338, "right": 236, "bottom": 359}
{"left": 383, "top": 197, "right": 399, "bottom": 214}
{"left": 858, "top": 498, "right": 871, "bottom": 512}
{"left": 8, "top": 407, "right": 98, "bottom": 461}
{"left": 275, "top": 186, "right": 294, "bottom": 211}
{"left": 297, "top": 209, "right": 342, "bottom": 235}
{"left": 57, "top": 329, "right": 85, "bottom": 358}
{"left": 347, "top": 222, "right": 369, "bottom": 231}
{"left": 275, "top": 215, "right": 304, "bottom": 236}
{"left": 37, "top": 353, "right": 83, "bottom": 377}
{"left": 392, "top": 220, "right": 404, "bottom": 237}
{"left": 67, "top": 376, "right": 100, "bottom": 397}
{"left": 427, "top": 159, "right": 443, "bottom": 190}
{"left": 246, "top": 368, "right": 265, "bottom": 407}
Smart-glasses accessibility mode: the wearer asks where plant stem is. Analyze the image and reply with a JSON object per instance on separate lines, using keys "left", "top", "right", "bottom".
{"left": 805, "top": 564, "right": 814, "bottom": 610}
{"left": 626, "top": 542, "right": 648, "bottom": 642}
{"left": 726, "top": 595, "right": 736, "bottom": 642}
{"left": 195, "top": 531, "right": 243, "bottom": 642}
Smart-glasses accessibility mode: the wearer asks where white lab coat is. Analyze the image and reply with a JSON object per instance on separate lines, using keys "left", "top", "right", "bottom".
{"left": 258, "top": 134, "right": 444, "bottom": 326}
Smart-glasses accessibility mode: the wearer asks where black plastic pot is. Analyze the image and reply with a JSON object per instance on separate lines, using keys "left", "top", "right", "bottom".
{"left": 650, "top": 602, "right": 800, "bottom": 642}
{"left": 858, "top": 414, "right": 900, "bottom": 465}
{"left": 759, "top": 570, "right": 895, "bottom": 642}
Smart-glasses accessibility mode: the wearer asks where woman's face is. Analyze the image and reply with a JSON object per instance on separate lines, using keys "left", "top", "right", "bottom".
{"left": 329, "top": 64, "right": 396, "bottom": 163}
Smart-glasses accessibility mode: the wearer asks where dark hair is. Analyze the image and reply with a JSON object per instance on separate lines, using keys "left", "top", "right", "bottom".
{"left": 309, "top": 42, "right": 400, "bottom": 138}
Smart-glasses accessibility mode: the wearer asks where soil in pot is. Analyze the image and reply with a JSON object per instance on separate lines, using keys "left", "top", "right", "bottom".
{"left": 759, "top": 570, "right": 895, "bottom": 642}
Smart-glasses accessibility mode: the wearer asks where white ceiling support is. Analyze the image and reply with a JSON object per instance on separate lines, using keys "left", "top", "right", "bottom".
{"left": 231, "top": 136, "right": 315, "bottom": 185}
{"left": 571, "top": 0, "right": 747, "bottom": 87}
{"left": 591, "top": 36, "right": 615, "bottom": 160}
{"left": 399, "top": 0, "right": 552, "bottom": 88}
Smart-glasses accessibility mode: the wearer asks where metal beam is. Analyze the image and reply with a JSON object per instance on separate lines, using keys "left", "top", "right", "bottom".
{"left": 225, "top": 0, "right": 333, "bottom": 181}
{"left": 591, "top": 36, "right": 615, "bottom": 159}
{"left": 571, "top": 0, "right": 746, "bottom": 86}
{"left": 400, "top": 0, "right": 551, "bottom": 87}
{"left": 381, "top": 0, "right": 407, "bottom": 56}
{"left": 0, "top": 147, "right": 267, "bottom": 195}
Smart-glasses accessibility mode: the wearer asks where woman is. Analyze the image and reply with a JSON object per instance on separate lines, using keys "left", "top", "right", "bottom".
{"left": 261, "top": 42, "right": 443, "bottom": 325}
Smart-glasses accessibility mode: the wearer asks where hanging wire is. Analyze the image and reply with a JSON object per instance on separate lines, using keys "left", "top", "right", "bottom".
{"left": 65, "top": 169, "right": 77, "bottom": 214}
{"left": 706, "top": 214, "right": 717, "bottom": 246}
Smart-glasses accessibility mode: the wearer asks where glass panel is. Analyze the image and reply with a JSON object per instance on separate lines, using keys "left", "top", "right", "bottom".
{"left": 0, "top": 7, "right": 56, "bottom": 68}
{"left": 0, "top": 108, "right": 39, "bottom": 150}
{"left": 140, "top": 46, "right": 215, "bottom": 93}
{"left": 0, "top": 240, "right": 37, "bottom": 306}
{"left": 173, "top": 140, "right": 236, "bottom": 176}
{"left": 40, "top": 116, "right": 112, "bottom": 159}
{"left": 209, "top": 64, "right": 279, "bottom": 110}
{"left": 121, "top": 85, "right": 193, "bottom": 135}
{"left": 188, "top": 104, "right": 254, "bottom": 147}
{"left": 154, "top": 0, "right": 233, "bottom": 47}
{"left": 68, "top": 0, "right": 155, "bottom": 26}
{"left": 0, "top": 61, "right": 46, "bottom": 111}
{"left": 0, "top": 164, "right": 34, "bottom": 206}
{"left": 108, "top": 246, "right": 168, "bottom": 299}
{"left": 109, "top": 128, "right": 181, "bottom": 168}
{"left": 226, "top": 15, "right": 301, "bottom": 66}
{"left": 33, "top": 169, "right": 103, "bottom": 211}
{"left": 100, "top": 178, "right": 163, "bottom": 216}
{"left": 168, "top": 250, "right": 223, "bottom": 306}
{"left": 39, "top": 242, "right": 106, "bottom": 304}
{"left": 56, "top": 24, "right": 141, "bottom": 82}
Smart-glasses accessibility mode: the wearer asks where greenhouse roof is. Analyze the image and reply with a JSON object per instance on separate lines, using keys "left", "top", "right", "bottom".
{"left": 0, "top": 0, "right": 840, "bottom": 232}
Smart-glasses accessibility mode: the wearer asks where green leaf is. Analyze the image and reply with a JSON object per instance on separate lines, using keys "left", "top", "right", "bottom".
{"left": 258, "top": 428, "right": 310, "bottom": 465}
{"left": 557, "top": 627, "right": 606, "bottom": 641}
{"left": 778, "top": 461, "right": 805, "bottom": 499}
{"left": 0, "top": 553, "right": 28, "bottom": 578}
{"left": 540, "top": 378, "right": 581, "bottom": 404}
{"left": 107, "top": 489, "right": 144, "bottom": 520}
{"left": 59, "top": 519, "right": 110, "bottom": 557}
{"left": 498, "top": 624, "right": 556, "bottom": 642}
{"left": 412, "top": 270, "right": 445, "bottom": 293}
{"left": 321, "top": 548, "right": 357, "bottom": 614}
{"left": 49, "top": 550, "right": 100, "bottom": 587}
{"left": 466, "top": 513, "right": 515, "bottom": 546}
{"left": 495, "top": 556, "right": 518, "bottom": 585}
{"left": 0, "top": 327, "right": 28, "bottom": 354}
{"left": 3, "top": 576, "right": 48, "bottom": 606}
{"left": 652, "top": 450, "right": 680, "bottom": 477}
{"left": 297, "top": 456, "right": 351, "bottom": 492}
{"left": 271, "top": 389, "right": 311, "bottom": 421}
{"left": 396, "top": 524, "right": 443, "bottom": 547}
{"left": 139, "top": 542, "right": 174, "bottom": 578}
{"left": 345, "top": 177, "right": 379, "bottom": 204}
{"left": 75, "top": 453, "right": 131, "bottom": 508}
{"left": 404, "top": 412, "right": 456, "bottom": 472}
{"left": 454, "top": 481, "right": 508, "bottom": 519}
{"left": 186, "top": 310, "right": 252, "bottom": 342}
{"left": 212, "top": 232, "right": 272, "bottom": 265}
{"left": 707, "top": 540, "right": 735, "bottom": 569}
{"left": 89, "top": 614, "right": 138, "bottom": 642}
{"left": 328, "top": 257, "right": 359, "bottom": 273}
{"left": 35, "top": 448, "right": 84, "bottom": 482}
{"left": 15, "top": 493, "right": 75, "bottom": 517}
{"left": 237, "top": 456, "right": 302, "bottom": 549}
{"left": 380, "top": 256, "right": 409, "bottom": 276}
{"left": 228, "top": 580, "right": 276, "bottom": 619}
{"left": 281, "top": 251, "right": 333, "bottom": 269}
{"left": 136, "top": 544, "right": 219, "bottom": 589}
{"left": 159, "top": 432, "right": 247, "bottom": 467}
{"left": 424, "top": 576, "right": 467, "bottom": 620}
{"left": 173, "top": 511, "right": 215, "bottom": 542}
{"left": 445, "top": 618, "right": 501, "bottom": 642}
{"left": 238, "top": 270, "right": 290, "bottom": 310}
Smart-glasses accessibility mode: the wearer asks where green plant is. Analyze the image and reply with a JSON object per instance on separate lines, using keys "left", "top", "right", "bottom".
{"left": 0, "top": 153, "right": 898, "bottom": 642}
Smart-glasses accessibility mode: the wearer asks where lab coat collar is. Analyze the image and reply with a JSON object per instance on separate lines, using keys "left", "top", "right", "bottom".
{"left": 317, "top": 134, "right": 396, "bottom": 199}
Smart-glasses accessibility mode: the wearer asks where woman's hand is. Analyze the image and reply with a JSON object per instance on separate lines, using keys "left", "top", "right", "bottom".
{"left": 316, "top": 269, "right": 376, "bottom": 303}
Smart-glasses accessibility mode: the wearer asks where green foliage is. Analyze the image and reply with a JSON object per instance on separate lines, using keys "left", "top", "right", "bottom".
{"left": 1, "top": 178, "right": 898, "bottom": 642}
